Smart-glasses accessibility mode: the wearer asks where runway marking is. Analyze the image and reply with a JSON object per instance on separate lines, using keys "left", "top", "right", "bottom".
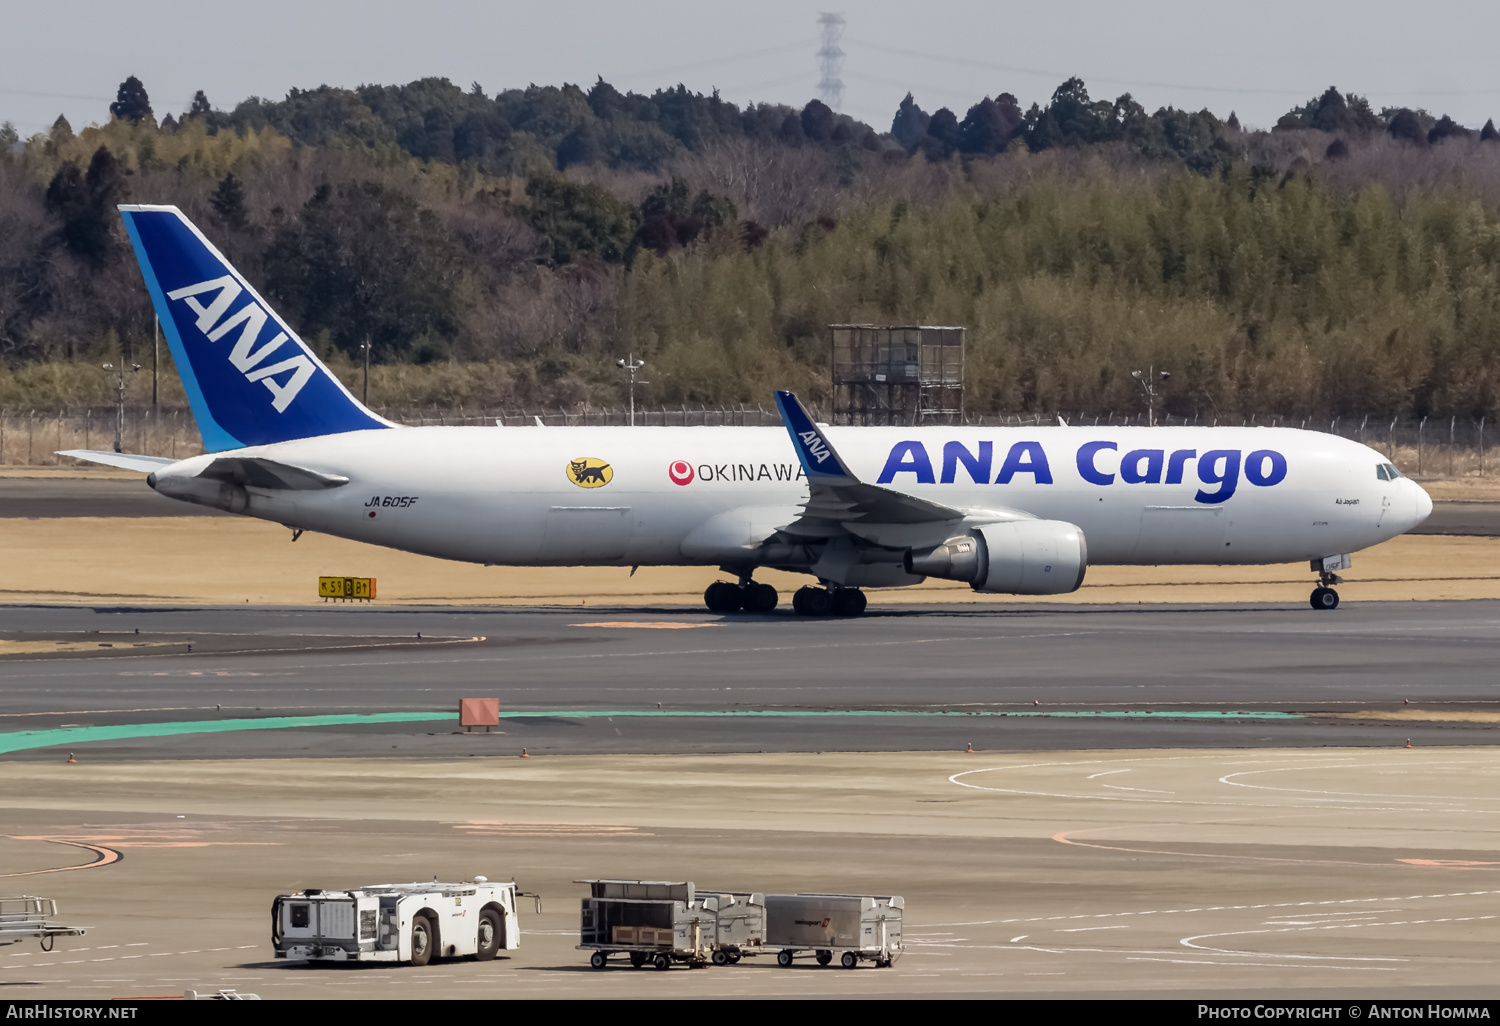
{"left": 1057, "top": 925, "right": 1130, "bottom": 933}
{"left": 453, "top": 821, "right": 649, "bottom": 837}
{"left": 0, "top": 837, "right": 123, "bottom": 878}
{"left": 1398, "top": 859, "right": 1500, "bottom": 869}
{"left": 570, "top": 622, "right": 722, "bottom": 629}
{"left": 1181, "top": 914, "right": 1500, "bottom": 957}
{"left": 0, "top": 710, "right": 1310, "bottom": 754}
{"left": 0, "top": 712, "right": 454, "bottom": 754}
{"left": 920, "top": 890, "right": 1500, "bottom": 928}
{"left": 1218, "top": 768, "right": 1500, "bottom": 806}
{"left": 950, "top": 756, "right": 1500, "bottom": 816}
{"left": 1127, "top": 957, "right": 1397, "bottom": 970}
{"left": 1050, "top": 829, "right": 1394, "bottom": 867}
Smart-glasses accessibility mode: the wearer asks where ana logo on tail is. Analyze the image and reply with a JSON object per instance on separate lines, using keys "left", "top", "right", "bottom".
{"left": 799, "top": 429, "right": 833, "bottom": 464}
{"left": 166, "top": 276, "right": 315, "bottom": 413}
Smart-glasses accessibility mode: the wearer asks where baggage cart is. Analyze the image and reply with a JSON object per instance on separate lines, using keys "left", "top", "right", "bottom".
{"left": 0, "top": 897, "right": 87, "bottom": 951}
{"left": 764, "top": 893, "right": 903, "bottom": 968}
{"left": 272, "top": 876, "right": 520, "bottom": 964}
{"left": 706, "top": 890, "right": 766, "bottom": 964}
{"left": 577, "top": 880, "right": 720, "bottom": 970}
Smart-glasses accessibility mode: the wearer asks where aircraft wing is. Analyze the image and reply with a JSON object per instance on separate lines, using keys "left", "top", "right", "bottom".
{"left": 772, "top": 390, "right": 967, "bottom": 535}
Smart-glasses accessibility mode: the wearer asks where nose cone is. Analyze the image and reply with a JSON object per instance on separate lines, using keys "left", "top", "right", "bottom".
{"left": 1413, "top": 480, "right": 1433, "bottom": 526}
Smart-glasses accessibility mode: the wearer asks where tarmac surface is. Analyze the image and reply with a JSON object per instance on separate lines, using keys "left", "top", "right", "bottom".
{"left": 2, "top": 748, "right": 1499, "bottom": 999}
{"left": 3, "top": 601, "right": 1500, "bottom": 759}
{"left": 5, "top": 478, "right": 1500, "bottom": 999}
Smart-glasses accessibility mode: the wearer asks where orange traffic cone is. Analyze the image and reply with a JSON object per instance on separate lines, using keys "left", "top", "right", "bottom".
{"left": 965, "top": 742, "right": 975, "bottom": 753}
{"left": 67, "top": 752, "right": 76, "bottom": 764}
{"left": 1405, "top": 738, "right": 1412, "bottom": 748}
{"left": 520, "top": 748, "right": 529, "bottom": 758}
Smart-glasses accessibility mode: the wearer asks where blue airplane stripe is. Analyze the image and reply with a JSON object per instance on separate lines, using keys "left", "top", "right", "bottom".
{"left": 121, "top": 211, "right": 243, "bottom": 453}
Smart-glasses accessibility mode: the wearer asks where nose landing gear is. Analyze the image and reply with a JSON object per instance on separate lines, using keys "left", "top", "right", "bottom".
{"left": 1309, "top": 555, "right": 1349, "bottom": 611}
{"left": 1310, "top": 586, "right": 1340, "bottom": 610}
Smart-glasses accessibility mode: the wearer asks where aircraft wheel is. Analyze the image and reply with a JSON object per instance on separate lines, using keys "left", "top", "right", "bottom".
{"left": 793, "top": 586, "right": 830, "bottom": 616}
{"left": 743, "top": 582, "right": 779, "bottom": 613}
{"left": 1310, "top": 587, "right": 1340, "bottom": 611}
{"left": 832, "top": 589, "right": 867, "bottom": 616}
{"left": 704, "top": 581, "right": 743, "bottom": 612}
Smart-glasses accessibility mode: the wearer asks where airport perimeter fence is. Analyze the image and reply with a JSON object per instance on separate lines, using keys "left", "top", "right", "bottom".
{"left": 2, "top": 404, "right": 1492, "bottom": 478}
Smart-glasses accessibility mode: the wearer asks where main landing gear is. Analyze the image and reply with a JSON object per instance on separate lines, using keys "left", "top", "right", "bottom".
{"left": 704, "top": 579, "right": 779, "bottom": 613}
{"left": 792, "top": 585, "right": 866, "bottom": 617}
{"left": 702, "top": 578, "right": 868, "bottom": 617}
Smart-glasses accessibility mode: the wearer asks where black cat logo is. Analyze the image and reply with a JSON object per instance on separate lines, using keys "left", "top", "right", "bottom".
{"left": 567, "top": 457, "right": 613, "bottom": 488}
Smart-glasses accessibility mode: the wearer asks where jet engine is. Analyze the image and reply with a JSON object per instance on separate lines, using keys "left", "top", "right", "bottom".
{"left": 905, "top": 520, "right": 1088, "bottom": 595}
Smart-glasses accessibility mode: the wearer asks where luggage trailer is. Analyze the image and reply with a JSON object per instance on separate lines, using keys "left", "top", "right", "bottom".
{"left": 0, "top": 897, "right": 87, "bottom": 952}
{"left": 578, "top": 880, "right": 753, "bottom": 970}
{"left": 272, "top": 877, "right": 520, "bottom": 965}
{"left": 763, "top": 893, "right": 903, "bottom": 969}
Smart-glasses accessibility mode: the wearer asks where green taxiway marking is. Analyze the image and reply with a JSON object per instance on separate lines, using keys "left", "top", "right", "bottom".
{"left": 0, "top": 709, "right": 1301, "bottom": 754}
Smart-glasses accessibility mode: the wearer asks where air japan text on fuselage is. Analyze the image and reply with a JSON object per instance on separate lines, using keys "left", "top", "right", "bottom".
{"left": 877, "top": 440, "right": 1289, "bottom": 505}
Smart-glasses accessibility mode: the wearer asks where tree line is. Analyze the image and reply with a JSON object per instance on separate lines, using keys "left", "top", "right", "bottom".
{"left": 3, "top": 74, "right": 1500, "bottom": 420}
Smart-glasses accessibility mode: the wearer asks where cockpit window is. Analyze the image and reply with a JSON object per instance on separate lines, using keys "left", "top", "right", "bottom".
{"left": 1376, "top": 464, "right": 1389, "bottom": 481}
{"left": 1377, "top": 463, "right": 1404, "bottom": 480}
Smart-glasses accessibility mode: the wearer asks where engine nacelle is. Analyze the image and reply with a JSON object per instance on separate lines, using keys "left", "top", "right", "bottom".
{"left": 905, "top": 520, "right": 1088, "bottom": 595}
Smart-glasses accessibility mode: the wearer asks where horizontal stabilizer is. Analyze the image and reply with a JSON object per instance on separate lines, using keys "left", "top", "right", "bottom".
{"left": 198, "top": 457, "right": 349, "bottom": 491}
{"left": 56, "top": 449, "right": 176, "bottom": 473}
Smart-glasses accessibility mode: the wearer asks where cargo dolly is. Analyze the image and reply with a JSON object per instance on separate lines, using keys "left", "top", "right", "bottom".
{"left": 764, "top": 893, "right": 903, "bottom": 969}
{"left": 0, "top": 897, "right": 87, "bottom": 951}
{"left": 577, "top": 880, "right": 722, "bottom": 970}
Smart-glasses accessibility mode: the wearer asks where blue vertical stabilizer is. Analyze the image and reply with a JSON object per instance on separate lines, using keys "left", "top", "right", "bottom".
{"left": 119, "top": 205, "right": 391, "bottom": 451}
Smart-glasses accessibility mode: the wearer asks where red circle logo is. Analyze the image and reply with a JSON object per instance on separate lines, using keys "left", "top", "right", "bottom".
{"left": 668, "top": 461, "right": 695, "bottom": 486}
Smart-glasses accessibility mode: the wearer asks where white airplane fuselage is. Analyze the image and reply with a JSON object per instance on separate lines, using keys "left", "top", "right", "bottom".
{"left": 147, "top": 423, "right": 1432, "bottom": 575}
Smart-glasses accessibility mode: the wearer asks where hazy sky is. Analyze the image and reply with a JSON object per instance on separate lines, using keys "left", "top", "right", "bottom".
{"left": 5, "top": 1, "right": 1500, "bottom": 137}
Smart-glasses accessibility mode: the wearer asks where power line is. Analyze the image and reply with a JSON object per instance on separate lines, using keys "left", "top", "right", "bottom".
{"left": 846, "top": 38, "right": 1500, "bottom": 100}
{"left": 0, "top": 86, "right": 116, "bottom": 103}
{"left": 613, "top": 40, "right": 815, "bottom": 85}
{"left": 847, "top": 39, "right": 1308, "bottom": 97}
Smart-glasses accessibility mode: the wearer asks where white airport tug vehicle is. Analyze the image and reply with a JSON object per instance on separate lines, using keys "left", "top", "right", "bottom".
{"left": 272, "top": 878, "right": 519, "bottom": 965}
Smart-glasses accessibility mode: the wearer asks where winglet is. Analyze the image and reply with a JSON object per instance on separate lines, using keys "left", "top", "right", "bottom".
{"left": 773, "top": 390, "right": 858, "bottom": 483}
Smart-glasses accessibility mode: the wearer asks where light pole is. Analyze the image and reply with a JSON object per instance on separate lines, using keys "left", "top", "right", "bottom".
{"left": 101, "top": 361, "right": 141, "bottom": 453}
{"left": 360, "top": 338, "right": 372, "bottom": 406}
{"left": 1131, "top": 366, "right": 1170, "bottom": 427}
{"left": 616, "top": 354, "right": 646, "bottom": 426}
